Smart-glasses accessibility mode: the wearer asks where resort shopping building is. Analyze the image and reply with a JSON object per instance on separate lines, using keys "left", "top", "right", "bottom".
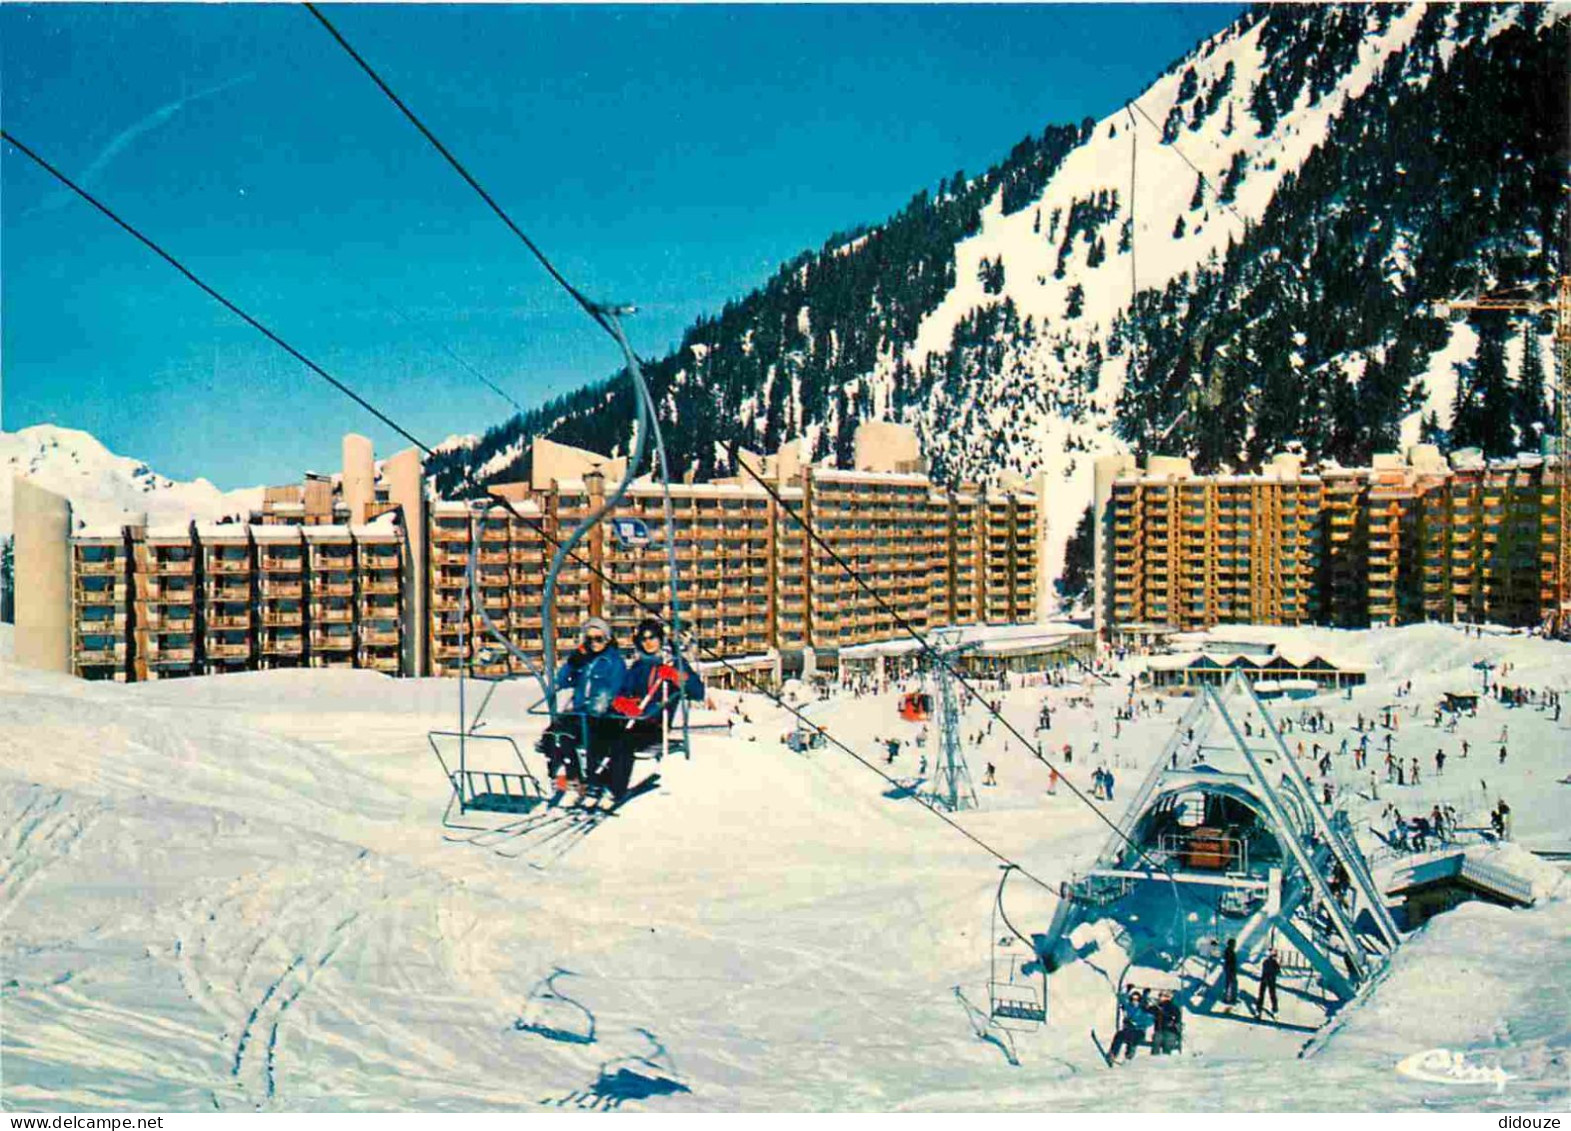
{"left": 12, "top": 423, "right": 1054, "bottom": 685}
{"left": 1093, "top": 445, "right": 1564, "bottom": 636}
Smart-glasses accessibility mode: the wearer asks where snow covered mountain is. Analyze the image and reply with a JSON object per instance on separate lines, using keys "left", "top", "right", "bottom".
{"left": 427, "top": 3, "right": 1567, "bottom": 599}
{"left": 1, "top": 424, "right": 264, "bottom": 539}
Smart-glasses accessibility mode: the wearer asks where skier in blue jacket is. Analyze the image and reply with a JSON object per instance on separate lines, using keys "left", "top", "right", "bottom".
{"left": 539, "top": 617, "right": 626, "bottom": 796}
{"left": 1107, "top": 989, "right": 1152, "bottom": 1061}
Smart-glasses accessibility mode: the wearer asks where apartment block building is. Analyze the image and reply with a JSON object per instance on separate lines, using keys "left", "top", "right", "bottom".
{"left": 423, "top": 438, "right": 1043, "bottom": 683}
{"left": 21, "top": 423, "right": 1048, "bottom": 685}
{"left": 1094, "top": 446, "right": 1563, "bottom": 634}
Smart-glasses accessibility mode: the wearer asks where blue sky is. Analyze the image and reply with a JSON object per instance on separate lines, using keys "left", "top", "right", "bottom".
{"left": 2, "top": 3, "right": 1240, "bottom": 488}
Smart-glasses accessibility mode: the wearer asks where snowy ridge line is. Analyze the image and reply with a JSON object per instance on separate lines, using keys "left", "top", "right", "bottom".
{"left": 2, "top": 424, "right": 263, "bottom": 540}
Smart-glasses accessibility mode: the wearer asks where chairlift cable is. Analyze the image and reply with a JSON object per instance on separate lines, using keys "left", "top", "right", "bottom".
{"left": 600, "top": 311, "right": 693, "bottom": 751}
{"left": 0, "top": 129, "right": 432, "bottom": 457}
{"left": 302, "top": 6, "right": 687, "bottom": 740}
{"left": 359, "top": 279, "right": 526, "bottom": 414}
{"left": 538, "top": 321, "right": 653, "bottom": 725}
{"left": 728, "top": 449, "right": 1166, "bottom": 875}
{"left": 5, "top": 113, "right": 1060, "bottom": 898}
{"left": 303, "top": 3, "right": 618, "bottom": 345}
{"left": 1124, "top": 97, "right": 1250, "bottom": 233}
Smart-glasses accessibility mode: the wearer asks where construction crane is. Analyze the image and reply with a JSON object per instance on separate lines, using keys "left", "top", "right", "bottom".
{"left": 1434, "top": 275, "right": 1571, "bottom": 636}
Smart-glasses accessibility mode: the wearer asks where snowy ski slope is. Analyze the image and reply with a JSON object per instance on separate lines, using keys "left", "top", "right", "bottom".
{"left": 0, "top": 623, "right": 1567, "bottom": 1111}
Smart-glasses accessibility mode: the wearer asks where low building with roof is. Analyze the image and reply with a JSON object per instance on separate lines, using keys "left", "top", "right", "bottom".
{"left": 1143, "top": 644, "right": 1365, "bottom": 694}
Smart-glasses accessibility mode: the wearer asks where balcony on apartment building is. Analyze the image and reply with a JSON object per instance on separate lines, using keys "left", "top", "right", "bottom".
{"left": 360, "top": 571, "right": 400, "bottom": 596}
{"left": 206, "top": 547, "right": 252, "bottom": 575}
{"left": 74, "top": 639, "right": 127, "bottom": 666}
{"left": 359, "top": 621, "right": 400, "bottom": 646}
{"left": 431, "top": 567, "right": 469, "bottom": 593}
{"left": 258, "top": 578, "right": 304, "bottom": 600}
{"left": 260, "top": 631, "right": 305, "bottom": 655}
{"left": 143, "top": 604, "right": 199, "bottom": 631}
{"left": 205, "top": 637, "right": 251, "bottom": 661}
{"left": 260, "top": 603, "right": 305, "bottom": 627}
{"left": 74, "top": 552, "right": 123, "bottom": 576}
{"left": 312, "top": 600, "right": 355, "bottom": 624}
{"left": 357, "top": 650, "right": 401, "bottom": 673}
{"left": 75, "top": 578, "right": 126, "bottom": 606}
{"left": 144, "top": 635, "right": 197, "bottom": 662}
{"left": 310, "top": 625, "right": 355, "bottom": 650}
{"left": 258, "top": 545, "right": 305, "bottom": 570}
{"left": 146, "top": 546, "right": 196, "bottom": 575}
{"left": 305, "top": 566, "right": 350, "bottom": 596}
{"left": 430, "top": 639, "right": 468, "bottom": 662}
{"left": 144, "top": 579, "right": 198, "bottom": 605}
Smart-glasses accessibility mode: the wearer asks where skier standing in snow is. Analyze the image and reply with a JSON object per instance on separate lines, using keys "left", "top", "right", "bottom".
{"left": 1255, "top": 951, "right": 1281, "bottom": 1018}
{"left": 1222, "top": 938, "right": 1239, "bottom": 1005}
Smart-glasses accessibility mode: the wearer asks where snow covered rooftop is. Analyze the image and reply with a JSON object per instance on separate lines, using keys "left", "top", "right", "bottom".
{"left": 72, "top": 524, "right": 125, "bottom": 542}
{"left": 302, "top": 525, "right": 353, "bottom": 541}
{"left": 193, "top": 522, "right": 249, "bottom": 542}
{"left": 145, "top": 523, "right": 192, "bottom": 542}
{"left": 813, "top": 469, "right": 932, "bottom": 487}
{"left": 249, "top": 525, "right": 304, "bottom": 544}
{"left": 838, "top": 621, "right": 1092, "bottom": 660}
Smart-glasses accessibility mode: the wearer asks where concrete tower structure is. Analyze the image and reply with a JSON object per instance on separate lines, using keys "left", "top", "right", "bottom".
{"left": 13, "top": 477, "right": 73, "bottom": 672}
{"left": 341, "top": 433, "right": 376, "bottom": 526}
{"left": 381, "top": 447, "right": 427, "bottom": 676}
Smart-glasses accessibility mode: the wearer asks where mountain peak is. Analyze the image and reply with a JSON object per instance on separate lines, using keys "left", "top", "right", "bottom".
{"left": 2, "top": 425, "right": 265, "bottom": 539}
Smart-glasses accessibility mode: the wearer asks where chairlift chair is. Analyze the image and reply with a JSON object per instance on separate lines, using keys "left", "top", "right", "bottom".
{"left": 429, "top": 729, "right": 549, "bottom": 831}
{"left": 988, "top": 866, "right": 1048, "bottom": 1029}
{"left": 899, "top": 691, "right": 933, "bottom": 722}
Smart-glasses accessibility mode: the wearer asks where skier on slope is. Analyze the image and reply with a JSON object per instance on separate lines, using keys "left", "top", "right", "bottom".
{"left": 1222, "top": 937, "right": 1240, "bottom": 1005}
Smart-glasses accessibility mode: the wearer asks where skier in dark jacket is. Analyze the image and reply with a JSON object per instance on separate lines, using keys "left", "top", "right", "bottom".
{"left": 1255, "top": 950, "right": 1281, "bottom": 1018}
{"left": 1155, "top": 993, "right": 1182, "bottom": 1054}
{"left": 1222, "top": 938, "right": 1240, "bottom": 1005}
{"left": 610, "top": 618, "right": 704, "bottom": 800}
{"left": 540, "top": 617, "right": 627, "bottom": 796}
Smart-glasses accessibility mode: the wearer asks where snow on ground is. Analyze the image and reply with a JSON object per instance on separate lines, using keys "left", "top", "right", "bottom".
{"left": 1, "top": 623, "right": 1567, "bottom": 1111}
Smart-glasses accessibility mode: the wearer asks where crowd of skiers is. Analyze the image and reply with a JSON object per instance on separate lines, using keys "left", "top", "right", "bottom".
{"left": 536, "top": 616, "right": 706, "bottom": 807}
